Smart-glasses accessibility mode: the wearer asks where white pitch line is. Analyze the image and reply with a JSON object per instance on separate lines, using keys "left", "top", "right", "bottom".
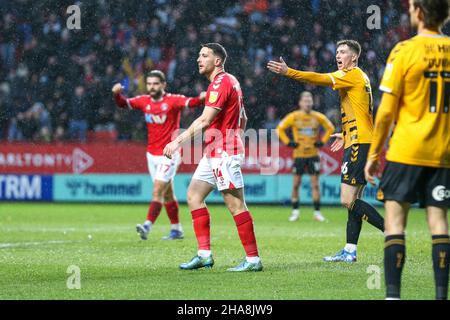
{"left": 0, "top": 240, "right": 78, "bottom": 249}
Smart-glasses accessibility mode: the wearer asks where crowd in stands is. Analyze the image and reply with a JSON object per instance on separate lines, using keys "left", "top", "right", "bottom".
{"left": 1, "top": 0, "right": 436, "bottom": 143}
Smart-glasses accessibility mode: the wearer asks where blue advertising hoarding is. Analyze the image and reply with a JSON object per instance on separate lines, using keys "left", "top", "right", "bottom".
{"left": 0, "top": 175, "right": 53, "bottom": 201}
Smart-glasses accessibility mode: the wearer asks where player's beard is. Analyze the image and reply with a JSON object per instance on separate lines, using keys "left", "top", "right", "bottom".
{"left": 149, "top": 90, "right": 163, "bottom": 100}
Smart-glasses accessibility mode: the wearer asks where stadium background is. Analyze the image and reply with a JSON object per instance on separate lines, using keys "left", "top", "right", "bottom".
{"left": 0, "top": 0, "right": 448, "bottom": 204}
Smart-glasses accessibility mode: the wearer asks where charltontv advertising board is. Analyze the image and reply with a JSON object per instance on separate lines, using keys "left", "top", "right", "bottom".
{"left": 0, "top": 143, "right": 379, "bottom": 204}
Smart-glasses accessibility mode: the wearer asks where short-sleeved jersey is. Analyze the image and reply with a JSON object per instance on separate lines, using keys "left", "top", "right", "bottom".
{"left": 328, "top": 67, "right": 374, "bottom": 148}
{"left": 127, "top": 93, "right": 201, "bottom": 155}
{"left": 204, "top": 72, "right": 245, "bottom": 158}
{"left": 379, "top": 32, "right": 450, "bottom": 168}
{"left": 276, "top": 110, "right": 335, "bottom": 158}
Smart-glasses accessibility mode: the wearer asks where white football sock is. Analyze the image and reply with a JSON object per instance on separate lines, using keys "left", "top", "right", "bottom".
{"left": 198, "top": 250, "right": 211, "bottom": 258}
{"left": 171, "top": 223, "right": 182, "bottom": 231}
{"left": 246, "top": 256, "right": 260, "bottom": 263}
{"left": 144, "top": 220, "right": 152, "bottom": 228}
{"left": 344, "top": 243, "right": 357, "bottom": 253}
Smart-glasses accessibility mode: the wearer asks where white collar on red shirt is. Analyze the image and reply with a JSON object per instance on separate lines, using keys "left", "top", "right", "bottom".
{"left": 212, "top": 71, "right": 226, "bottom": 81}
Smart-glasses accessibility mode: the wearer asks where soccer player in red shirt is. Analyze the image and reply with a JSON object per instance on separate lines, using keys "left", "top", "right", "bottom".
{"left": 164, "top": 43, "right": 263, "bottom": 272}
{"left": 112, "top": 70, "right": 205, "bottom": 240}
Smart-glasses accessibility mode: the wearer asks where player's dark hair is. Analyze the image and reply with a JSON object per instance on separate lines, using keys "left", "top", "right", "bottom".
{"left": 336, "top": 40, "right": 362, "bottom": 58}
{"left": 413, "top": 0, "right": 449, "bottom": 28}
{"left": 201, "top": 43, "right": 228, "bottom": 65}
{"left": 146, "top": 70, "right": 166, "bottom": 83}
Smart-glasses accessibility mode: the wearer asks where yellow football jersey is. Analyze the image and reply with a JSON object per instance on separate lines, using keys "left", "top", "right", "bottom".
{"left": 378, "top": 31, "right": 450, "bottom": 168}
{"left": 276, "top": 110, "right": 335, "bottom": 158}
{"left": 328, "top": 67, "right": 374, "bottom": 148}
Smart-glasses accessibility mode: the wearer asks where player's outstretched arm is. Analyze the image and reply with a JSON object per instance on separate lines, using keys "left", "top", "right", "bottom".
{"left": 163, "top": 106, "right": 220, "bottom": 159}
{"left": 112, "top": 83, "right": 145, "bottom": 110}
{"left": 267, "top": 57, "right": 334, "bottom": 87}
{"left": 365, "top": 92, "right": 400, "bottom": 185}
{"left": 112, "top": 83, "right": 130, "bottom": 109}
{"left": 178, "top": 91, "right": 207, "bottom": 109}
{"left": 112, "top": 83, "right": 126, "bottom": 107}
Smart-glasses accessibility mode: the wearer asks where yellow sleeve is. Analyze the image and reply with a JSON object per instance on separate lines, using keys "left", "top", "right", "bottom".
{"left": 285, "top": 68, "right": 334, "bottom": 87}
{"left": 379, "top": 43, "right": 405, "bottom": 97}
{"left": 317, "top": 113, "right": 335, "bottom": 144}
{"left": 328, "top": 69, "right": 358, "bottom": 90}
{"left": 276, "top": 113, "right": 295, "bottom": 145}
{"left": 368, "top": 92, "right": 400, "bottom": 161}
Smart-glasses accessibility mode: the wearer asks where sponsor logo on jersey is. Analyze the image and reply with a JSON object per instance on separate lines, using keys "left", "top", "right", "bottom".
{"left": 298, "top": 127, "right": 314, "bottom": 136}
{"left": 145, "top": 114, "right": 167, "bottom": 124}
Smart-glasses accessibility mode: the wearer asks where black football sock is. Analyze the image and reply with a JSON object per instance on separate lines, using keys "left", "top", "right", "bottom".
{"left": 351, "top": 199, "right": 385, "bottom": 232}
{"left": 346, "top": 209, "right": 363, "bottom": 245}
{"left": 432, "top": 235, "right": 450, "bottom": 300}
{"left": 313, "top": 201, "right": 320, "bottom": 211}
{"left": 384, "top": 234, "right": 406, "bottom": 299}
{"left": 292, "top": 200, "right": 299, "bottom": 210}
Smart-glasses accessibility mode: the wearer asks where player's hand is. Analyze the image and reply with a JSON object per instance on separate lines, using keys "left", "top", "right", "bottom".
{"left": 330, "top": 133, "right": 344, "bottom": 152}
{"left": 112, "top": 83, "right": 123, "bottom": 95}
{"left": 163, "top": 140, "right": 180, "bottom": 159}
{"left": 364, "top": 159, "right": 380, "bottom": 186}
{"left": 267, "top": 56, "right": 288, "bottom": 75}
{"left": 287, "top": 141, "right": 299, "bottom": 148}
{"left": 199, "top": 91, "right": 207, "bottom": 101}
{"left": 314, "top": 141, "right": 324, "bottom": 148}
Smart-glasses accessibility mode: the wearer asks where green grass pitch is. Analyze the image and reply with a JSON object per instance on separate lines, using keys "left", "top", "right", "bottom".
{"left": 0, "top": 203, "right": 439, "bottom": 299}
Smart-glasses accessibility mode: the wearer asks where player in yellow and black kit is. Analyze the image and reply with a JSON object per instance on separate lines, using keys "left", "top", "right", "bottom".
{"left": 276, "top": 91, "right": 334, "bottom": 222}
{"left": 365, "top": 0, "right": 450, "bottom": 300}
{"left": 268, "top": 40, "right": 385, "bottom": 262}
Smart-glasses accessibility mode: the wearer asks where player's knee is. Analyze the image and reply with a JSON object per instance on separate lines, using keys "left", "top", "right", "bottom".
{"left": 152, "top": 188, "right": 164, "bottom": 199}
{"left": 163, "top": 192, "right": 175, "bottom": 203}
{"left": 312, "top": 184, "right": 320, "bottom": 193}
{"left": 187, "top": 189, "right": 201, "bottom": 207}
{"left": 341, "top": 197, "right": 354, "bottom": 209}
{"left": 152, "top": 183, "right": 166, "bottom": 201}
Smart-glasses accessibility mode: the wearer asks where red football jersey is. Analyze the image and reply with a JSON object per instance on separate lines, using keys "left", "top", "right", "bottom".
{"left": 204, "top": 72, "right": 245, "bottom": 158}
{"left": 125, "top": 93, "right": 202, "bottom": 155}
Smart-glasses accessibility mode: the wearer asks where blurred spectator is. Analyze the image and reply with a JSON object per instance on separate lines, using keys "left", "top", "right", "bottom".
{"left": 68, "top": 86, "right": 89, "bottom": 142}
{"left": 0, "top": 13, "right": 18, "bottom": 69}
{"left": 262, "top": 105, "right": 280, "bottom": 141}
{"left": 30, "top": 102, "right": 52, "bottom": 141}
